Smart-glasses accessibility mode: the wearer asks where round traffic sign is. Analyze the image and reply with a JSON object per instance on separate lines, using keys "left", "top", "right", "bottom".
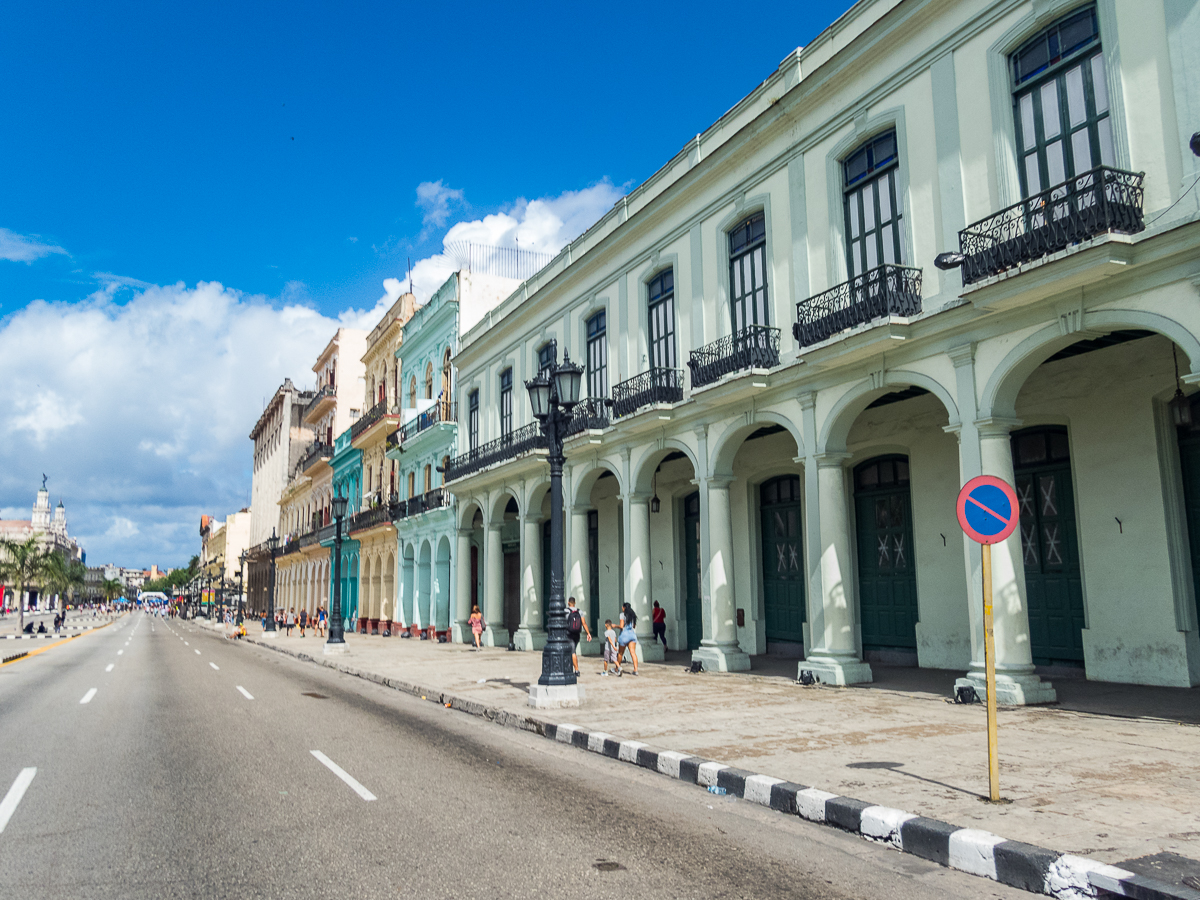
{"left": 956, "top": 476, "right": 1019, "bottom": 545}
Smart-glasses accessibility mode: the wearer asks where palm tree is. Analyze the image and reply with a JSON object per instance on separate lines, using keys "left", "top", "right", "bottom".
{"left": 0, "top": 536, "right": 50, "bottom": 635}
{"left": 43, "top": 552, "right": 87, "bottom": 617}
{"left": 102, "top": 578, "right": 125, "bottom": 608}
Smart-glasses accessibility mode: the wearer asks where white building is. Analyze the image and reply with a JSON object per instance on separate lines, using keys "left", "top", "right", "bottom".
{"left": 447, "top": 0, "right": 1200, "bottom": 698}
{"left": 0, "top": 483, "right": 84, "bottom": 609}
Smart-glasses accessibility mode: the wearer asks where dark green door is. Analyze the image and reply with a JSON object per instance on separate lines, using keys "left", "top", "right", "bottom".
{"left": 1013, "top": 427, "right": 1084, "bottom": 666}
{"left": 683, "top": 492, "right": 703, "bottom": 651}
{"left": 760, "top": 476, "right": 805, "bottom": 643}
{"left": 587, "top": 510, "right": 600, "bottom": 631}
{"left": 854, "top": 457, "right": 918, "bottom": 650}
{"left": 1177, "top": 422, "right": 1200, "bottom": 631}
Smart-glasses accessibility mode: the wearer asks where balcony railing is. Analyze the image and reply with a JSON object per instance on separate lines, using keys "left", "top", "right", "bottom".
{"left": 303, "top": 384, "right": 334, "bottom": 422}
{"left": 401, "top": 400, "right": 457, "bottom": 443}
{"left": 445, "top": 422, "right": 547, "bottom": 482}
{"left": 350, "top": 399, "right": 388, "bottom": 441}
{"left": 347, "top": 503, "right": 392, "bottom": 533}
{"left": 404, "top": 487, "right": 450, "bottom": 517}
{"left": 959, "top": 165, "right": 1145, "bottom": 286}
{"left": 688, "top": 325, "right": 780, "bottom": 388}
{"left": 564, "top": 398, "right": 610, "bottom": 437}
{"left": 610, "top": 367, "right": 684, "bottom": 419}
{"left": 297, "top": 441, "right": 334, "bottom": 474}
{"left": 794, "top": 264, "right": 923, "bottom": 348}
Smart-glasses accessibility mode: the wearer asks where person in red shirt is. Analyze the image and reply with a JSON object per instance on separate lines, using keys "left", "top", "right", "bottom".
{"left": 652, "top": 601, "right": 667, "bottom": 650}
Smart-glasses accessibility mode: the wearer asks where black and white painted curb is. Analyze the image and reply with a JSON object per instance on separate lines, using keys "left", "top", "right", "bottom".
{"left": 1, "top": 628, "right": 96, "bottom": 640}
{"left": 233, "top": 629, "right": 1197, "bottom": 900}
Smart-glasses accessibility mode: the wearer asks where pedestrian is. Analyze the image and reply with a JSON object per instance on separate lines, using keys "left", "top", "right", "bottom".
{"left": 298, "top": 608, "right": 307, "bottom": 637}
{"left": 285, "top": 608, "right": 295, "bottom": 636}
{"left": 317, "top": 606, "right": 326, "bottom": 637}
{"left": 652, "top": 600, "right": 668, "bottom": 649}
{"left": 601, "top": 619, "right": 618, "bottom": 675}
{"left": 616, "top": 602, "right": 639, "bottom": 675}
{"left": 565, "top": 597, "right": 592, "bottom": 676}
{"left": 468, "top": 605, "right": 485, "bottom": 650}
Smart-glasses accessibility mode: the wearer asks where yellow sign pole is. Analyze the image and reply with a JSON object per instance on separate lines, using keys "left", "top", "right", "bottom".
{"left": 981, "top": 542, "right": 1000, "bottom": 802}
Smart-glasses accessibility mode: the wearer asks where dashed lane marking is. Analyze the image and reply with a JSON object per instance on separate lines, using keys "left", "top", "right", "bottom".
{"left": 0, "top": 768, "right": 36, "bottom": 835}
{"left": 236, "top": 686, "right": 254, "bottom": 700}
{"left": 80, "top": 688, "right": 97, "bottom": 704}
{"left": 209, "top": 662, "right": 219, "bottom": 670}
{"left": 310, "top": 751, "right": 377, "bottom": 801}
{"left": 105, "top": 664, "right": 114, "bottom": 672}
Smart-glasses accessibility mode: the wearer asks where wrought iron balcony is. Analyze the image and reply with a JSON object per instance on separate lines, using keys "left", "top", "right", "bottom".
{"left": 350, "top": 399, "right": 388, "bottom": 441}
{"left": 959, "top": 165, "right": 1145, "bottom": 286}
{"left": 688, "top": 325, "right": 780, "bottom": 388}
{"left": 794, "top": 264, "right": 923, "bottom": 348}
{"left": 303, "top": 384, "right": 334, "bottom": 422}
{"left": 404, "top": 487, "right": 450, "bottom": 517}
{"left": 401, "top": 401, "right": 457, "bottom": 443}
{"left": 610, "top": 367, "right": 684, "bottom": 419}
{"left": 281, "top": 537, "right": 301, "bottom": 556}
{"left": 347, "top": 502, "right": 392, "bottom": 533}
{"left": 297, "top": 441, "right": 334, "bottom": 474}
{"left": 445, "top": 422, "right": 547, "bottom": 482}
{"left": 564, "top": 398, "right": 610, "bottom": 437}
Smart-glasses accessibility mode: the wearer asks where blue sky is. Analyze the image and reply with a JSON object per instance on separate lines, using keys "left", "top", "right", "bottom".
{"left": 0, "top": 0, "right": 850, "bottom": 567}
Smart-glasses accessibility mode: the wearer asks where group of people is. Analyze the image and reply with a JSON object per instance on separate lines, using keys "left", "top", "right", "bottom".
{"left": 265, "top": 606, "right": 327, "bottom": 637}
{"left": 466, "top": 597, "right": 672, "bottom": 678}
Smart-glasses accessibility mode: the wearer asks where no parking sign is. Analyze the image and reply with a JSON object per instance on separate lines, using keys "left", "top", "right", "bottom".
{"left": 956, "top": 476, "right": 1019, "bottom": 545}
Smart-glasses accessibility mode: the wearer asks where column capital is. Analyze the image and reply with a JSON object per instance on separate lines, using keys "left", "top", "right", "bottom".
{"left": 702, "top": 475, "right": 736, "bottom": 490}
{"left": 813, "top": 451, "right": 852, "bottom": 468}
{"left": 798, "top": 390, "right": 817, "bottom": 411}
{"left": 975, "top": 416, "right": 1023, "bottom": 437}
{"left": 569, "top": 504, "right": 592, "bottom": 515}
{"left": 457, "top": 527, "right": 474, "bottom": 537}
{"left": 620, "top": 491, "right": 654, "bottom": 504}
{"left": 947, "top": 342, "right": 976, "bottom": 367}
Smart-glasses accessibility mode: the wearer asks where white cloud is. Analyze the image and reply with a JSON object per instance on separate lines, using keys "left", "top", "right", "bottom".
{"left": 0, "top": 228, "right": 69, "bottom": 264}
{"left": 10, "top": 390, "right": 84, "bottom": 443}
{"left": 415, "top": 180, "right": 465, "bottom": 229}
{"left": 105, "top": 517, "right": 140, "bottom": 540}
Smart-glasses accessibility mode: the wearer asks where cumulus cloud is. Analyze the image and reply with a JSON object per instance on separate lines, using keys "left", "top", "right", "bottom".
{"left": 0, "top": 228, "right": 69, "bottom": 264}
{"left": 415, "top": 180, "right": 465, "bottom": 229}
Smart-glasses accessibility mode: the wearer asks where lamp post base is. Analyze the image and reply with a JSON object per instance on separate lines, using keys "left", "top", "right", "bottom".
{"left": 528, "top": 683, "right": 585, "bottom": 709}
{"left": 323, "top": 641, "right": 349, "bottom": 656}
{"left": 262, "top": 630, "right": 279, "bottom": 640}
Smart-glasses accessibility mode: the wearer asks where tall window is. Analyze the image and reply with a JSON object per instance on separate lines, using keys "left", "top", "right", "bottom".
{"left": 647, "top": 269, "right": 676, "bottom": 369}
{"left": 729, "top": 213, "right": 769, "bottom": 331}
{"left": 407, "top": 472, "right": 415, "bottom": 498}
{"left": 425, "top": 362, "right": 434, "bottom": 399}
{"left": 499, "top": 369, "right": 513, "bottom": 437}
{"left": 468, "top": 390, "right": 479, "bottom": 451}
{"left": 843, "top": 131, "right": 904, "bottom": 279}
{"left": 409, "top": 376, "right": 417, "bottom": 410}
{"left": 586, "top": 310, "right": 607, "bottom": 398}
{"left": 424, "top": 464, "right": 432, "bottom": 493}
{"left": 538, "top": 340, "right": 557, "bottom": 374}
{"left": 442, "top": 348, "right": 452, "bottom": 402}
{"left": 1011, "top": 5, "right": 1111, "bottom": 197}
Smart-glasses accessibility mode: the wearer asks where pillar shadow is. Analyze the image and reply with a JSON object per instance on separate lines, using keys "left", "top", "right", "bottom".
{"left": 845, "top": 760, "right": 986, "bottom": 800}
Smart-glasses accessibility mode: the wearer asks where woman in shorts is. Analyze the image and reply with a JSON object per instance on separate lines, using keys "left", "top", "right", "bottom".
{"left": 616, "top": 603, "right": 639, "bottom": 676}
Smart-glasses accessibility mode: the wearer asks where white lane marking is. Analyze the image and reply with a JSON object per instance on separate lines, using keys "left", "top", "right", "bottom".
{"left": 194, "top": 649, "right": 200, "bottom": 655}
{"left": 209, "top": 662, "right": 219, "bottom": 670}
{"left": 184, "top": 642, "right": 189, "bottom": 646}
{"left": 236, "top": 686, "right": 254, "bottom": 700}
{"left": 80, "top": 688, "right": 97, "bottom": 705}
{"left": 310, "top": 751, "right": 377, "bottom": 801}
{"left": 0, "top": 768, "right": 36, "bottom": 835}
{"left": 117, "top": 650, "right": 123, "bottom": 656}
{"left": 105, "top": 664, "right": 114, "bottom": 672}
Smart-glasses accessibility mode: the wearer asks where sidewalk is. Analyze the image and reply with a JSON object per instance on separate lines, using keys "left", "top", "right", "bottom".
{"left": 0, "top": 610, "right": 113, "bottom": 637}
{"left": 220, "top": 623, "right": 1200, "bottom": 878}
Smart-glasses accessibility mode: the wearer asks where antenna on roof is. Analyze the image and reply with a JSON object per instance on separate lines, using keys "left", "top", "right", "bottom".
{"left": 407, "top": 258, "right": 412, "bottom": 295}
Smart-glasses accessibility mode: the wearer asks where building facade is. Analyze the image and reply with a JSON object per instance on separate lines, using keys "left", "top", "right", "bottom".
{"left": 446, "top": 0, "right": 1200, "bottom": 697}
{"left": 0, "top": 484, "right": 85, "bottom": 609}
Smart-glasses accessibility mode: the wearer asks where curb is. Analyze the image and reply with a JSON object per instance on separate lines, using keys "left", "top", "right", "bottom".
{"left": 2, "top": 627, "right": 97, "bottom": 640}
{"left": 232, "top": 629, "right": 1198, "bottom": 900}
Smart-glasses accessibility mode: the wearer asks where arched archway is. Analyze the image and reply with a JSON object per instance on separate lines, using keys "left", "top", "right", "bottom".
{"left": 436, "top": 536, "right": 452, "bottom": 635}
{"left": 418, "top": 541, "right": 433, "bottom": 636}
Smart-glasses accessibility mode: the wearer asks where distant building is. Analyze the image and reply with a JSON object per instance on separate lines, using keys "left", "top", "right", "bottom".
{"left": 0, "top": 483, "right": 85, "bottom": 609}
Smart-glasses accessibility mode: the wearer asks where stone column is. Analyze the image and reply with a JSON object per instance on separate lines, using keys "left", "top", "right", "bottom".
{"left": 804, "top": 454, "right": 873, "bottom": 685}
{"left": 692, "top": 476, "right": 749, "bottom": 672}
{"left": 483, "top": 522, "right": 508, "bottom": 647}
{"left": 624, "top": 493, "right": 664, "bottom": 662}
{"left": 451, "top": 528, "right": 472, "bottom": 643}
{"left": 568, "top": 505, "right": 594, "bottom": 654}
{"left": 515, "top": 516, "right": 547, "bottom": 650}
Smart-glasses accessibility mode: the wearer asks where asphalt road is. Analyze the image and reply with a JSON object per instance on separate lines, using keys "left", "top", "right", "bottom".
{"left": 0, "top": 612, "right": 1031, "bottom": 899}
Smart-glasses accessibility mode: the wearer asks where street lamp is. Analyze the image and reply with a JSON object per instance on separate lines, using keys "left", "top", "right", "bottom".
{"left": 263, "top": 529, "right": 280, "bottom": 638}
{"left": 525, "top": 349, "right": 584, "bottom": 708}
{"left": 325, "top": 491, "right": 349, "bottom": 655}
{"left": 236, "top": 551, "right": 246, "bottom": 626}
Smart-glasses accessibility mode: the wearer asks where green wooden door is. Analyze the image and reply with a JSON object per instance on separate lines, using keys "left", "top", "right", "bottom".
{"left": 1177, "top": 426, "right": 1200, "bottom": 632}
{"left": 760, "top": 475, "right": 805, "bottom": 643}
{"left": 854, "top": 457, "right": 918, "bottom": 650}
{"left": 683, "top": 492, "right": 703, "bottom": 651}
{"left": 1012, "top": 427, "right": 1084, "bottom": 666}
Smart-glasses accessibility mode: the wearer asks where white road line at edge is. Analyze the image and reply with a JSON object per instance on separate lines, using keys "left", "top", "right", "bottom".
{"left": 236, "top": 686, "right": 254, "bottom": 700}
{"left": 0, "top": 768, "right": 36, "bottom": 834}
{"left": 80, "top": 688, "right": 97, "bottom": 704}
{"left": 310, "top": 751, "right": 377, "bottom": 801}
{"left": 209, "top": 662, "right": 219, "bottom": 670}
{"left": 105, "top": 664, "right": 114, "bottom": 672}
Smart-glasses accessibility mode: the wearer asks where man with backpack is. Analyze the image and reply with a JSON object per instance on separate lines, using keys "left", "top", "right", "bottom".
{"left": 565, "top": 597, "right": 592, "bottom": 677}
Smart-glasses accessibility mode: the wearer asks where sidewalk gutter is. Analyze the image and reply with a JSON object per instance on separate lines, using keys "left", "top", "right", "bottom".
{"left": 225, "top": 625, "right": 1198, "bottom": 900}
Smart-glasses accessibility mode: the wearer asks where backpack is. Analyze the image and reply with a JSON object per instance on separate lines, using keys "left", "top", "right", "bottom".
{"left": 566, "top": 608, "right": 583, "bottom": 633}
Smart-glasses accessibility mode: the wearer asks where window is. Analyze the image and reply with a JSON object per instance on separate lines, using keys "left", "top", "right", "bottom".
{"left": 424, "top": 464, "right": 432, "bottom": 493}
{"left": 425, "top": 362, "right": 434, "bottom": 400}
{"left": 586, "top": 311, "right": 607, "bottom": 398}
{"left": 442, "top": 348, "right": 452, "bottom": 402}
{"left": 409, "top": 376, "right": 417, "bottom": 410}
{"left": 468, "top": 390, "right": 479, "bottom": 451}
{"left": 1011, "top": 5, "right": 1112, "bottom": 196}
{"left": 647, "top": 269, "right": 677, "bottom": 369}
{"left": 499, "top": 369, "right": 513, "bottom": 437}
{"left": 538, "top": 340, "right": 557, "bottom": 374}
{"left": 407, "top": 472, "right": 416, "bottom": 498}
{"left": 728, "top": 213, "right": 769, "bottom": 331}
{"left": 843, "top": 131, "right": 904, "bottom": 278}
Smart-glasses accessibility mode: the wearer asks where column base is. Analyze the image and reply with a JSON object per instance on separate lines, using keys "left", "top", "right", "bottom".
{"left": 261, "top": 630, "right": 279, "bottom": 640}
{"left": 799, "top": 657, "right": 873, "bottom": 685}
{"left": 692, "top": 642, "right": 750, "bottom": 673}
{"left": 513, "top": 627, "right": 547, "bottom": 651}
{"left": 955, "top": 672, "right": 1056, "bottom": 705}
{"left": 483, "top": 626, "right": 509, "bottom": 648}
{"left": 527, "top": 683, "right": 585, "bottom": 708}
{"left": 634, "top": 638, "right": 665, "bottom": 663}
{"left": 323, "top": 640, "right": 349, "bottom": 656}
{"left": 450, "top": 623, "right": 469, "bottom": 643}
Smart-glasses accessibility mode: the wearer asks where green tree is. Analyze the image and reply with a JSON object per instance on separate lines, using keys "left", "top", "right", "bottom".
{"left": 43, "top": 551, "right": 87, "bottom": 615}
{"left": 101, "top": 578, "right": 125, "bottom": 605}
{"left": 0, "top": 536, "right": 50, "bottom": 635}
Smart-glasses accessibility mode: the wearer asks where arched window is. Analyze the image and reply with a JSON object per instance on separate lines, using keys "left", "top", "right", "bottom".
{"left": 425, "top": 362, "right": 434, "bottom": 400}
{"left": 843, "top": 131, "right": 903, "bottom": 278}
{"left": 728, "top": 213, "right": 769, "bottom": 330}
{"left": 409, "top": 375, "right": 417, "bottom": 409}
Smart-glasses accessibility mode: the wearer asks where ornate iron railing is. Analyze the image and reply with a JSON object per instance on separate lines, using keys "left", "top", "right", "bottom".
{"left": 610, "top": 367, "right": 684, "bottom": 419}
{"left": 405, "top": 488, "right": 450, "bottom": 517}
{"left": 445, "top": 422, "right": 547, "bottom": 482}
{"left": 959, "top": 165, "right": 1145, "bottom": 285}
{"left": 688, "top": 325, "right": 780, "bottom": 388}
{"left": 564, "top": 398, "right": 610, "bottom": 437}
{"left": 281, "top": 537, "right": 301, "bottom": 556}
{"left": 794, "top": 264, "right": 923, "bottom": 348}
{"left": 303, "top": 384, "right": 334, "bottom": 421}
{"left": 297, "top": 441, "right": 334, "bottom": 474}
{"left": 385, "top": 430, "right": 399, "bottom": 452}
{"left": 347, "top": 503, "right": 391, "bottom": 533}
{"left": 401, "top": 401, "right": 457, "bottom": 443}
{"left": 350, "top": 399, "right": 388, "bottom": 441}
